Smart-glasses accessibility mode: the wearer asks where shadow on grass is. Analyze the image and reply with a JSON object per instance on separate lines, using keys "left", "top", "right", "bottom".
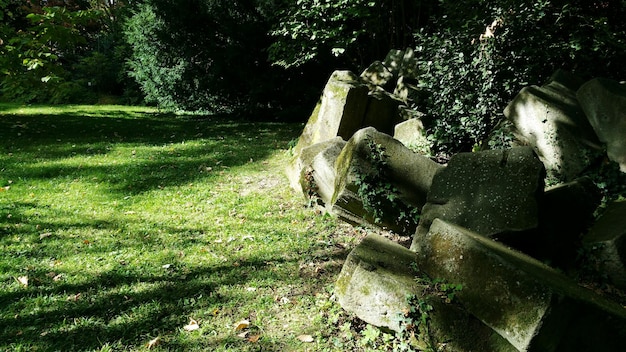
{"left": 0, "top": 107, "right": 302, "bottom": 195}
{"left": 0, "top": 257, "right": 289, "bottom": 350}
{"left": 0, "top": 106, "right": 325, "bottom": 350}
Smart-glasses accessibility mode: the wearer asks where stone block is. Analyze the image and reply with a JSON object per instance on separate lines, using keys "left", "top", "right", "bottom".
{"left": 504, "top": 79, "right": 602, "bottom": 183}
{"left": 335, "top": 233, "right": 517, "bottom": 351}
{"left": 577, "top": 78, "right": 626, "bottom": 172}
{"left": 286, "top": 137, "right": 345, "bottom": 193}
{"left": 360, "top": 60, "right": 394, "bottom": 88}
{"left": 416, "top": 219, "right": 626, "bottom": 351}
{"left": 292, "top": 70, "right": 369, "bottom": 155}
{"left": 383, "top": 49, "right": 405, "bottom": 77}
{"left": 335, "top": 233, "right": 419, "bottom": 331}
{"left": 302, "top": 138, "right": 347, "bottom": 206}
{"left": 411, "top": 147, "right": 545, "bottom": 251}
{"left": 332, "top": 127, "right": 442, "bottom": 234}
{"left": 583, "top": 200, "right": 626, "bottom": 289}
{"left": 362, "top": 88, "right": 403, "bottom": 135}
{"left": 393, "top": 76, "right": 422, "bottom": 104}
{"left": 393, "top": 118, "right": 431, "bottom": 156}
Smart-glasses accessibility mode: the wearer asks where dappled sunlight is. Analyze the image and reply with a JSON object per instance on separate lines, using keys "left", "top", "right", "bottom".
{"left": 0, "top": 104, "right": 353, "bottom": 351}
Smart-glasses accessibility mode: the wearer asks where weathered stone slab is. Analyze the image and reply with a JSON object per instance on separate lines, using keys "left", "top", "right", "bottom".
{"left": 416, "top": 219, "right": 626, "bottom": 351}
{"left": 411, "top": 147, "right": 544, "bottom": 251}
{"left": 577, "top": 78, "right": 626, "bottom": 172}
{"left": 383, "top": 49, "right": 405, "bottom": 77}
{"left": 393, "top": 76, "right": 422, "bottom": 104}
{"left": 583, "top": 200, "right": 626, "bottom": 290}
{"left": 533, "top": 177, "right": 600, "bottom": 269}
{"left": 546, "top": 69, "right": 586, "bottom": 92}
{"left": 335, "top": 233, "right": 419, "bottom": 331}
{"left": 292, "top": 70, "right": 369, "bottom": 155}
{"left": 362, "top": 88, "right": 403, "bottom": 135}
{"left": 286, "top": 137, "right": 345, "bottom": 193}
{"left": 399, "top": 47, "right": 419, "bottom": 79}
{"left": 504, "top": 79, "right": 602, "bottom": 183}
{"left": 335, "top": 233, "right": 517, "bottom": 351}
{"left": 360, "top": 60, "right": 394, "bottom": 88}
{"left": 301, "top": 138, "right": 347, "bottom": 206}
{"left": 393, "top": 117, "right": 431, "bottom": 156}
{"left": 332, "top": 127, "right": 443, "bottom": 234}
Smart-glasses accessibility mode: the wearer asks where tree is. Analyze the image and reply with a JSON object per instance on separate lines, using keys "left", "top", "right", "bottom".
{"left": 0, "top": 0, "right": 130, "bottom": 103}
{"left": 125, "top": 0, "right": 285, "bottom": 112}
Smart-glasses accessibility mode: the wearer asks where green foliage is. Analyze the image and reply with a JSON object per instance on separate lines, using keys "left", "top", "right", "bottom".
{"left": 353, "top": 137, "right": 420, "bottom": 233}
{"left": 0, "top": 1, "right": 129, "bottom": 104}
{"left": 124, "top": 0, "right": 292, "bottom": 112}
{"left": 269, "top": 0, "right": 434, "bottom": 69}
{"left": 396, "top": 274, "right": 463, "bottom": 351}
{"left": 413, "top": 0, "right": 626, "bottom": 158}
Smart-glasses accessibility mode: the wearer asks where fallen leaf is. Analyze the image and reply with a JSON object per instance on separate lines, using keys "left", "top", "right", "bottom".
{"left": 39, "top": 232, "right": 53, "bottom": 239}
{"left": 146, "top": 336, "right": 161, "bottom": 349}
{"left": 234, "top": 319, "right": 250, "bottom": 331}
{"left": 67, "top": 293, "right": 81, "bottom": 301}
{"left": 297, "top": 334, "right": 314, "bottom": 343}
{"left": 183, "top": 318, "right": 200, "bottom": 331}
{"left": 247, "top": 334, "right": 261, "bottom": 343}
{"left": 16, "top": 276, "right": 28, "bottom": 287}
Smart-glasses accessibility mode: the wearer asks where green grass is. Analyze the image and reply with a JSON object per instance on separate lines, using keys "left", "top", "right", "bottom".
{"left": 0, "top": 103, "right": 378, "bottom": 351}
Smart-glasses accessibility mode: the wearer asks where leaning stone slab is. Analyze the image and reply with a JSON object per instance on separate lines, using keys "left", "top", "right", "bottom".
{"left": 411, "top": 147, "right": 544, "bottom": 251}
{"left": 362, "top": 88, "right": 403, "bottom": 135}
{"left": 417, "top": 219, "right": 626, "bottom": 351}
{"left": 286, "top": 137, "right": 345, "bottom": 193}
{"left": 301, "top": 138, "right": 347, "bottom": 206}
{"left": 292, "top": 70, "right": 369, "bottom": 155}
{"left": 531, "top": 177, "right": 600, "bottom": 269}
{"left": 335, "top": 233, "right": 516, "bottom": 351}
{"left": 383, "top": 49, "right": 405, "bottom": 77}
{"left": 393, "top": 118, "right": 431, "bottom": 156}
{"left": 577, "top": 78, "right": 626, "bottom": 172}
{"left": 583, "top": 200, "right": 626, "bottom": 290}
{"left": 335, "top": 233, "right": 419, "bottom": 331}
{"left": 360, "top": 60, "right": 394, "bottom": 88}
{"left": 332, "top": 127, "right": 443, "bottom": 234}
{"left": 393, "top": 76, "right": 422, "bottom": 104}
{"left": 504, "top": 79, "right": 602, "bottom": 183}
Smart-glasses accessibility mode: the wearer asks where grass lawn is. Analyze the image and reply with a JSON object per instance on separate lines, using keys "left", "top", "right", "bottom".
{"left": 0, "top": 104, "right": 383, "bottom": 351}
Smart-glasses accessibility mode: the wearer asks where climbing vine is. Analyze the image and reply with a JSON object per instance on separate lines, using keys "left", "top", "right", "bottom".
{"left": 353, "top": 137, "right": 420, "bottom": 234}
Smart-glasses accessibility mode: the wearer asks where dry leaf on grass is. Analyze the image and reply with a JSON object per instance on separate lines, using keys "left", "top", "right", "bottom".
{"left": 16, "top": 276, "right": 28, "bottom": 287}
{"left": 234, "top": 319, "right": 250, "bottom": 331}
{"left": 297, "top": 334, "right": 314, "bottom": 343}
{"left": 39, "top": 232, "right": 52, "bottom": 239}
{"left": 247, "top": 335, "right": 261, "bottom": 343}
{"left": 146, "top": 336, "right": 161, "bottom": 349}
{"left": 183, "top": 318, "right": 200, "bottom": 331}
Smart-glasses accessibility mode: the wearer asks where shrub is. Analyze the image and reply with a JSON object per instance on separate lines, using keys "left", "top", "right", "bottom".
{"left": 413, "top": 0, "right": 626, "bottom": 158}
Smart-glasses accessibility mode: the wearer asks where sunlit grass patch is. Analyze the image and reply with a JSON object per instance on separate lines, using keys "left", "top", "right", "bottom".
{"left": 0, "top": 103, "right": 372, "bottom": 351}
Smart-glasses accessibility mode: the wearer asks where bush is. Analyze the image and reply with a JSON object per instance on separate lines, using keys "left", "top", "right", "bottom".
{"left": 413, "top": 0, "right": 626, "bottom": 158}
